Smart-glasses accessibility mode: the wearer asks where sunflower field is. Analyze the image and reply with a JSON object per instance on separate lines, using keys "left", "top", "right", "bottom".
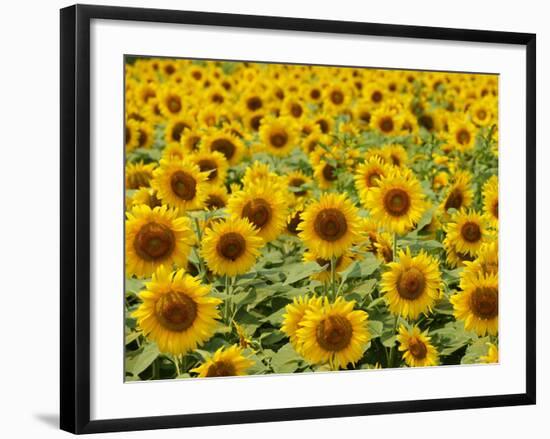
{"left": 124, "top": 58, "right": 499, "bottom": 381}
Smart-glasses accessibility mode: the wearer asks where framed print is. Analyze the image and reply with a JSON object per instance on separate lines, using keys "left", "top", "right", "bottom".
{"left": 60, "top": 4, "right": 536, "bottom": 434}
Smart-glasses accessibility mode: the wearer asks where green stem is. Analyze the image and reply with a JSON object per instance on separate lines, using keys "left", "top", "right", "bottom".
{"left": 173, "top": 355, "right": 181, "bottom": 377}
{"left": 224, "top": 275, "right": 231, "bottom": 324}
{"left": 388, "top": 314, "right": 400, "bottom": 368}
{"left": 330, "top": 256, "right": 337, "bottom": 301}
{"left": 193, "top": 217, "right": 206, "bottom": 279}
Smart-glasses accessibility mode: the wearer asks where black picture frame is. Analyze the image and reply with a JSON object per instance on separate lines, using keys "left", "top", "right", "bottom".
{"left": 60, "top": 4, "right": 536, "bottom": 434}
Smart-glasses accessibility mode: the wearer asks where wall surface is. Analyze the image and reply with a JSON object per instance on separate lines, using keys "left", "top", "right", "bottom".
{"left": 0, "top": 0, "right": 546, "bottom": 437}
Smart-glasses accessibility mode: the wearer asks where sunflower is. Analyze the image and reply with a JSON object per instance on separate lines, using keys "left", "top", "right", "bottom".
{"left": 259, "top": 116, "right": 298, "bottom": 156}
{"left": 202, "top": 129, "right": 245, "bottom": 165}
{"left": 354, "top": 156, "right": 390, "bottom": 204}
{"left": 371, "top": 106, "right": 399, "bottom": 136}
{"left": 152, "top": 159, "right": 208, "bottom": 211}
{"left": 281, "top": 296, "right": 323, "bottom": 353}
{"left": 180, "top": 128, "right": 203, "bottom": 153}
{"left": 204, "top": 185, "right": 229, "bottom": 210}
{"left": 440, "top": 171, "right": 474, "bottom": 213}
{"left": 470, "top": 98, "right": 495, "bottom": 127}
{"left": 158, "top": 87, "right": 186, "bottom": 118}
{"left": 482, "top": 175, "right": 499, "bottom": 227}
{"left": 380, "top": 247, "right": 442, "bottom": 320}
{"left": 201, "top": 217, "right": 263, "bottom": 277}
{"left": 191, "top": 345, "right": 254, "bottom": 377}
{"left": 366, "top": 169, "right": 426, "bottom": 234}
{"left": 285, "top": 170, "right": 312, "bottom": 201}
{"left": 162, "top": 142, "right": 187, "bottom": 162}
{"left": 323, "top": 83, "right": 351, "bottom": 113}
{"left": 296, "top": 297, "right": 370, "bottom": 369}
{"left": 126, "top": 205, "right": 195, "bottom": 278}
{"left": 301, "top": 130, "right": 330, "bottom": 154}
{"left": 451, "top": 272, "right": 498, "bottom": 336}
{"left": 280, "top": 97, "right": 306, "bottom": 120}
{"left": 397, "top": 325, "right": 439, "bottom": 367}
{"left": 227, "top": 184, "right": 287, "bottom": 243}
{"left": 443, "top": 234, "right": 476, "bottom": 268}
{"left": 165, "top": 116, "right": 195, "bottom": 144}
{"left": 130, "top": 188, "right": 162, "bottom": 209}
{"left": 313, "top": 160, "right": 339, "bottom": 190}
{"left": 480, "top": 342, "right": 499, "bottom": 363}
{"left": 133, "top": 266, "right": 221, "bottom": 355}
{"left": 445, "top": 210, "right": 488, "bottom": 257}
{"left": 189, "top": 150, "right": 228, "bottom": 186}
{"left": 383, "top": 144, "right": 408, "bottom": 168}
{"left": 298, "top": 193, "right": 361, "bottom": 259}
{"left": 373, "top": 232, "right": 394, "bottom": 263}
{"left": 242, "top": 161, "right": 284, "bottom": 192}
{"left": 460, "top": 240, "right": 498, "bottom": 290}
{"left": 125, "top": 161, "right": 156, "bottom": 190}
{"left": 303, "top": 249, "right": 353, "bottom": 282}
{"left": 125, "top": 119, "right": 140, "bottom": 152}
{"left": 447, "top": 117, "right": 477, "bottom": 152}
{"left": 286, "top": 203, "right": 306, "bottom": 235}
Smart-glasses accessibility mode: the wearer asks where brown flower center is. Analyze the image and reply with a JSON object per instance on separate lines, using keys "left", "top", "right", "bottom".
{"left": 397, "top": 267, "right": 426, "bottom": 300}
{"left": 290, "top": 178, "right": 307, "bottom": 196}
{"left": 166, "top": 95, "right": 182, "bottom": 114}
{"left": 371, "top": 90, "right": 383, "bottom": 103}
{"left": 383, "top": 188, "right": 411, "bottom": 217}
{"left": 367, "top": 171, "right": 382, "bottom": 188}
{"left": 211, "top": 138, "right": 236, "bottom": 160}
{"left": 127, "top": 170, "right": 152, "bottom": 189}
{"left": 322, "top": 164, "right": 337, "bottom": 182}
{"left": 170, "top": 171, "right": 197, "bottom": 201}
{"left": 250, "top": 115, "right": 263, "bottom": 131}
{"left": 155, "top": 291, "right": 197, "bottom": 332}
{"left": 316, "top": 315, "right": 353, "bottom": 352}
{"left": 310, "top": 89, "right": 321, "bottom": 100}
{"left": 419, "top": 115, "right": 434, "bottom": 131}
{"left": 360, "top": 111, "right": 371, "bottom": 123}
{"left": 477, "top": 109, "right": 487, "bottom": 120}
{"left": 247, "top": 96, "right": 262, "bottom": 111}
{"left": 314, "top": 208, "right": 348, "bottom": 242}
{"left": 316, "top": 255, "right": 342, "bottom": 271}
{"left": 206, "top": 360, "right": 237, "bottom": 377}
{"left": 242, "top": 198, "right": 272, "bottom": 229}
{"left": 444, "top": 189, "right": 464, "bottom": 211}
{"left": 270, "top": 131, "right": 288, "bottom": 148}
{"left": 456, "top": 129, "right": 471, "bottom": 145}
{"left": 492, "top": 201, "right": 499, "bottom": 219}
{"left": 330, "top": 90, "right": 344, "bottom": 105}
{"left": 125, "top": 126, "right": 132, "bottom": 146}
{"left": 461, "top": 222, "right": 482, "bottom": 243}
{"left": 216, "top": 232, "right": 246, "bottom": 261}
{"left": 171, "top": 122, "right": 190, "bottom": 142}
{"left": 197, "top": 159, "right": 218, "bottom": 181}
{"left": 290, "top": 103, "right": 303, "bottom": 118}
{"left": 408, "top": 337, "right": 428, "bottom": 359}
{"left": 317, "top": 119, "right": 329, "bottom": 134}
{"left": 287, "top": 211, "right": 302, "bottom": 235}
{"left": 469, "top": 287, "right": 498, "bottom": 319}
{"left": 133, "top": 222, "right": 175, "bottom": 261}
{"left": 205, "top": 194, "right": 226, "bottom": 210}
{"left": 379, "top": 116, "right": 394, "bottom": 133}
{"left": 137, "top": 129, "right": 148, "bottom": 148}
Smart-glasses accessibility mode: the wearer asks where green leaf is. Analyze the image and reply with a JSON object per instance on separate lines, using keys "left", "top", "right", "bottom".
{"left": 126, "top": 278, "right": 145, "bottom": 295}
{"left": 283, "top": 262, "right": 323, "bottom": 285}
{"left": 368, "top": 320, "right": 384, "bottom": 339}
{"left": 126, "top": 343, "right": 159, "bottom": 376}
{"left": 270, "top": 343, "right": 303, "bottom": 373}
